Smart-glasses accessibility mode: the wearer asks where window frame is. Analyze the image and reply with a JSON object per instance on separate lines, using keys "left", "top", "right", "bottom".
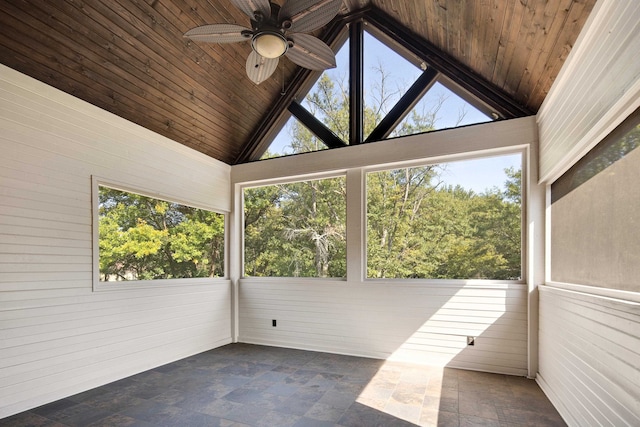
{"left": 362, "top": 151, "right": 526, "bottom": 282}
{"left": 236, "top": 147, "right": 527, "bottom": 285}
{"left": 92, "top": 176, "right": 229, "bottom": 292}
{"left": 240, "top": 171, "right": 348, "bottom": 279}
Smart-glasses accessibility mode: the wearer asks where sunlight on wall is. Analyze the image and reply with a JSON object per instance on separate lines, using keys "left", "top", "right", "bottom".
{"left": 386, "top": 288, "right": 509, "bottom": 367}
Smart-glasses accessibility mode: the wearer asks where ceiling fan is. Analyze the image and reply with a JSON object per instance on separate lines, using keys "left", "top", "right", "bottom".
{"left": 184, "top": 0, "right": 343, "bottom": 84}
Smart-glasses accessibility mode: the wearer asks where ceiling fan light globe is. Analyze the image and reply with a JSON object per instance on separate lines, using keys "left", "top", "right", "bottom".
{"left": 252, "top": 32, "right": 287, "bottom": 58}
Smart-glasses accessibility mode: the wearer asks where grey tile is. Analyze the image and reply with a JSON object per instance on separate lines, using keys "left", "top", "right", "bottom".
{"left": 31, "top": 398, "right": 79, "bottom": 417}
{"left": 8, "top": 345, "right": 565, "bottom": 427}
{"left": 31, "top": 400, "right": 111, "bottom": 427}
{"left": 496, "top": 407, "right": 566, "bottom": 427}
{"left": 338, "top": 402, "right": 416, "bottom": 427}
{"left": 292, "top": 417, "right": 337, "bottom": 427}
{"left": 81, "top": 389, "right": 146, "bottom": 413}
{"left": 458, "top": 392, "right": 499, "bottom": 420}
{"left": 439, "top": 397, "right": 459, "bottom": 413}
{"left": 174, "top": 392, "right": 220, "bottom": 412}
{"left": 304, "top": 401, "right": 347, "bottom": 422}
{"left": 435, "top": 410, "right": 460, "bottom": 427}
{"left": 304, "top": 372, "right": 344, "bottom": 392}
{"left": 216, "top": 362, "right": 275, "bottom": 378}
{"left": 284, "top": 369, "right": 323, "bottom": 385}
{"left": 155, "top": 410, "right": 224, "bottom": 427}
{"left": 276, "top": 395, "right": 320, "bottom": 416}
{"left": 119, "top": 400, "right": 184, "bottom": 424}
{"left": 222, "top": 387, "right": 265, "bottom": 404}
{"left": 149, "top": 388, "right": 189, "bottom": 406}
{"left": 459, "top": 414, "right": 501, "bottom": 427}
{"left": 0, "top": 411, "right": 68, "bottom": 427}
{"left": 318, "top": 389, "right": 358, "bottom": 409}
{"left": 223, "top": 403, "right": 271, "bottom": 424}
{"left": 254, "top": 411, "right": 301, "bottom": 427}
{"left": 85, "top": 413, "right": 140, "bottom": 427}
{"left": 272, "top": 365, "right": 300, "bottom": 374}
{"left": 265, "top": 382, "right": 301, "bottom": 397}
{"left": 195, "top": 398, "right": 243, "bottom": 418}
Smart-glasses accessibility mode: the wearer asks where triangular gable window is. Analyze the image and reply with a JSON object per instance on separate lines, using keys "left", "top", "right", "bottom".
{"left": 362, "top": 31, "right": 423, "bottom": 141}
{"left": 392, "top": 81, "right": 491, "bottom": 138}
{"left": 250, "top": 9, "right": 530, "bottom": 163}
{"left": 260, "top": 116, "right": 331, "bottom": 159}
{"left": 262, "top": 40, "right": 350, "bottom": 158}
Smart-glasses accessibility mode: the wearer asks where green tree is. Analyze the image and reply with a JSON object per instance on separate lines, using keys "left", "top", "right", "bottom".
{"left": 98, "top": 187, "right": 224, "bottom": 281}
{"left": 244, "top": 69, "right": 522, "bottom": 280}
{"left": 244, "top": 177, "right": 346, "bottom": 277}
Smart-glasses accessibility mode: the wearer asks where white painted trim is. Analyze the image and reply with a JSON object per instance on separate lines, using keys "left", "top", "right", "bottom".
{"left": 232, "top": 117, "right": 537, "bottom": 183}
{"left": 240, "top": 277, "right": 527, "bottom": 289}
{"left": 233, "top": 117, "right": 535, "bottom": 284}
{"left": 92, "top": 176, "right": 230, "bottom": 214}
{"left": 537, "top": 0, "right": 640, "bottom": 183}
{"left": 525, "top": 134, "right": 545, "bottom": 378}
{"left": 544, "top": 186, "right": 552, "bottom": 285}
{"left": 540, "top": 80, "right": 640, "bottom": 184}
{"left": 229, "top": 183, "right": 243, "bottom": 343}
{"left": 238, "top": 169, "right": 349, "bottom": 189}
{"left": 91, "top": 176, "right": 229, "bottom": 291}
{"left": 543, "top": 281, "right": 640, "bottom": 305}
{"left": 346, "top": 169, "right": 366, "bottom": 282}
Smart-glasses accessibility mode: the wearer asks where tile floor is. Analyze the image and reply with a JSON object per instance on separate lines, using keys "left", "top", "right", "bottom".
{"left": 2, "top": 344, "right": 566, "bottom": 427}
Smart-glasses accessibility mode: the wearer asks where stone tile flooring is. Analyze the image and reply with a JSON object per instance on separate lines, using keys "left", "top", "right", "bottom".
{"left": 2, "top": 344, "right": 566, "bottom": 426}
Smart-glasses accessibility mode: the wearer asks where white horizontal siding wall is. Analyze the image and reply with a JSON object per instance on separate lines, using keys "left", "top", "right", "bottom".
{"left": 239, "top": 280, "right": 528, "bottom": 376}
{"left": 537, "top": 0, "right": 640, "bottom": 183}
{"left": 536, "top": 2, "right": 640, "bottom": 425}
{"left": 538, "top": 286, "right": 640, "bottom": 426}
{"left": 232, "top": 117, "right": 540, "bottom": 378}
{"left": 0, "top": 65, "right": 232, "bottom": 418}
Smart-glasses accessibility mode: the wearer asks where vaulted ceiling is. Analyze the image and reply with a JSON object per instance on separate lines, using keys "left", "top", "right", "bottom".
{"left": 0, "top": 0, "right": 596, "bottom": 165}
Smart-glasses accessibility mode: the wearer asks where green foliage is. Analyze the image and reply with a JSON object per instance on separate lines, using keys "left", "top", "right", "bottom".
{"left": 366, "top": 169, "right": 521, "bottom": 280}
{"left": 244, "top": 68, "right": 522, "bottom": 280}
{"left": 98, "top": 187, "right": 224, "bottom": 281}
{"left": 244, "top": 177, "right": 346, "bottom": 277}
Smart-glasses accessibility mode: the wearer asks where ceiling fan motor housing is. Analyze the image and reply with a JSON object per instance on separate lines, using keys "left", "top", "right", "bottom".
{"left": 250, "top": 2, "right": 292, "bottom": 58}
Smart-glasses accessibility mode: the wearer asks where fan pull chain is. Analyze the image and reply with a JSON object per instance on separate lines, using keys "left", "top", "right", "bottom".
{"left": 281, "top": 66, "right": 286, "bottom": 96}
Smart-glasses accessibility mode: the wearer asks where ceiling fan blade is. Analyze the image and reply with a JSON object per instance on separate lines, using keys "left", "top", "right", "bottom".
{"left": 184, "top": 24, "right": 252, "bottom": 43}
{"left": 279, "top": 0, "right": 342, "bottom": 33}
{"left": 246, "top": 50, "right": 279, "bottom": 84}
{"left": 285, "top": 33, "right": 336, "bottom": 70}
{"left": 230, "top": 0, "right": 271, "bottom": 20}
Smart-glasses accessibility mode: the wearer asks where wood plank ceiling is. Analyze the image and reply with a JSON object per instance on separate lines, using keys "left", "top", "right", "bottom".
{"left": 0, "top": 0, "right": 596, "bottom": 165}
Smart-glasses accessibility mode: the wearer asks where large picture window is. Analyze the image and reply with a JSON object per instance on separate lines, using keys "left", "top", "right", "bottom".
{"left": 243, "top": 176, "right": 346, "bottom": 278}
{"left": 97, "top": 185, "right": 225, "bottom": 282}
{"left": 366, "top": 154, "right": 522, "bottom": 280}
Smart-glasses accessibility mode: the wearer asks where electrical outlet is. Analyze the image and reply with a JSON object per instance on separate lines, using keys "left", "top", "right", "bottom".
{"left": 467, "top": 336, "right": 475, "bottom": 346}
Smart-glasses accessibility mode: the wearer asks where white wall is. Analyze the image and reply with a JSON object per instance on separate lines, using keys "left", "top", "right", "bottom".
{"left": 536, "top": 1, "right": 640, "bottom": 425}
{"left": 537, "top": 0, "right": 640, "bottom": 183}
{"left": 232, "top": 117, "right": 541, "bottom": 377}
{"left": 0, "top": 65, "right": 232, "bottom": 418}
{"left": 537, "top": 286, "right": 640, "bottom": 426}
{"left": 239, "top": 279, "right": 528, "bottom": 376}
